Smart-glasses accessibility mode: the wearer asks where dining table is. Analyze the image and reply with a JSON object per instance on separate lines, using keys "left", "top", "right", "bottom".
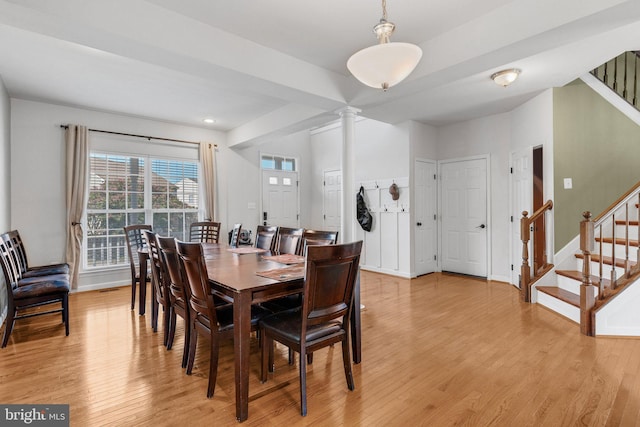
{"left": 201, "top": 243, "right": 361, "bottom": 422}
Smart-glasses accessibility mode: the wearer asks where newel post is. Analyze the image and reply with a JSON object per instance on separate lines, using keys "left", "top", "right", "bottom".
{"left": 520, "top": 211, "right": 531, "bottom": 302}
{"left": 580, "top": 211, "right": 595, "bottom": 336}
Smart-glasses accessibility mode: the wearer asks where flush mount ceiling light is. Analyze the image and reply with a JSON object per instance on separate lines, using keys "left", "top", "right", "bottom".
{"left": 491, "top": 68, "right": 521, "bottom": 87}
{"left": 202, "top": 118, "right": 215, "bottom": 124}
{"left": 347, "top": 0, "right": 422, "bottom": 91}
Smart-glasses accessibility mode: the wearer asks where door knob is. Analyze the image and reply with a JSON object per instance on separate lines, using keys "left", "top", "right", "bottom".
{"left": 477, "top": 224, "right": 486, "bottom": 229}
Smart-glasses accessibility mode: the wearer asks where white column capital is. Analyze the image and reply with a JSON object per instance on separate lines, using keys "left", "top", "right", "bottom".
{"left": 335, "top": 106, "right": 362, "bottom": 118}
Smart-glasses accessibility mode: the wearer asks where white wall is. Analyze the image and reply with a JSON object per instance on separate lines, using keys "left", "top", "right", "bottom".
{"left": 10, "top": 99, "right": 226, "bottom": 290}
{"left": 0, "top": 78, "right": 10, "bottom": 323}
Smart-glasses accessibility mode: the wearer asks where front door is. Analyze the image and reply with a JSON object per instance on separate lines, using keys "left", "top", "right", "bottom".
{"left": 261, "top": 170, "right": 299, "bottom": 228}
{"left": 440, "top": 157, "right": 488, "bottom": 277}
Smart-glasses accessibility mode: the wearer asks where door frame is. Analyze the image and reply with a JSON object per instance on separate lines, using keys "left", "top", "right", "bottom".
{"left": 437, "top": 154, "right": 491, "bottom": 277}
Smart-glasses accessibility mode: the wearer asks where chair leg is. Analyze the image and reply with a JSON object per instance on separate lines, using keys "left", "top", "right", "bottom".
{"left": 63, "top": 293, "right": 69, "bottom": 336}
{"left": 1, "top": 309, "right": 16, "bottom": 348}
{"left": 288, "top": 348, "right": 294, "bottom": 365}
{"left": 299, "top": 350, "right": 308, "bottom": 416}
{"left": 341, "top": 337, "right": 355, "bottom": 391}
{"left": 261, "top": 335, "right": 271, "bottom": 382}
{"left": 151, "top": 298, "right": 159, "bottom": 332}
{"left": 207, "top": 334, "right": 220, "bottom": 398}
{"left": 307, "top": 353, "right": 313, "bottom": 364}
{"left": 166, "top": 309, "right": 176, "bottom": 350}
{"left": 186, "top": 324, "right": 198, "bottom": 375}
{"left": 131, "top": 277, "right": 136, "bottom": 310}
{"left": 181, "top": 317, "right": 190, "bottom": 369}
{"left": 162, "top": 306, "right": 171, "bottom": 347}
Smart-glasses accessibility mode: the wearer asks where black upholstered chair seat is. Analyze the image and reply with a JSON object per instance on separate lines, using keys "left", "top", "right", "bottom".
{"left": 17, "top": 273, "right": 69, "bottom": 287}
{"left": 13, "top": 279, "right": 70, "bottom": 299}
{"left": 260, "top": 309, "right": 342, "bottom": 344}
{"left": 21, "top": 263, "right": 70, "bottom": 278}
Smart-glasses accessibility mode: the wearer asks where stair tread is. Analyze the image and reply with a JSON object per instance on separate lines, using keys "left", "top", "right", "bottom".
{"left": 556, "top": 270, "right": 611, "bottom": 286}
{"left": 537, "top": 286, "right": 580, "bottom": 307}
{"left": 574, "top": 253, "right": 637, "bottom": 268}
{"left": 615, "top": 220, "right": 639, "bottom": 226}
{"left": 595, "top": 237, "right": 639, "bottom": 247}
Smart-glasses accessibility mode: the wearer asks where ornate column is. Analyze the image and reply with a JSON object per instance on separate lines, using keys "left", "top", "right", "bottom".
{"left": 338, "top": 107, "right": 361, "bottom": 244}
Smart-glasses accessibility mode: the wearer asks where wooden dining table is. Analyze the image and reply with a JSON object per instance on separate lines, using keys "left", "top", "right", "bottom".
{"left": 201, "top": 243, "right": 361, "bottom": 422}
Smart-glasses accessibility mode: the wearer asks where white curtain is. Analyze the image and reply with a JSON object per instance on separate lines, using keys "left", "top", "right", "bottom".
{"left": 199, "top": 142, "right": 217, "bottom": 221}
{"left": 65, "top": 125, "right": 89, "bottom": 289}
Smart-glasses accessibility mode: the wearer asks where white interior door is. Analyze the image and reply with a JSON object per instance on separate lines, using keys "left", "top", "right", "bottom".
{"left": 510, "top": 147, "right": 533, "bottom": 286}
{"left": 415, "top": 159, "right": 437, "bottom": 276}
{"left": 323, "top": 170, "right": 341, "bottom": 232}
{"left": 441, "top": 157, "right": 488, "bottom": 277}
{"left": 261, "top": 170, "right": 299, "bottom": 227}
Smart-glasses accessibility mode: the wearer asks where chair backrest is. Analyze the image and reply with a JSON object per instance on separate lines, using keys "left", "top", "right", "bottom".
{"left": 276, "top": 227, "right": 304, "bottom": 255}
{"left": 229, "top": 223, "right": 242, "bottom": 248}
{"left": 302, "top": 241, "right": 362, "bottom": 330}
{"left": 1, "top": 230, "right": 29, "bottom": 274}
{"left": 190, "top": 221, "right": 221, "bottom": 243}
{"left": 157, "top": 236, "right": 189, "bottom": 305}
{"left": 143, "top": 230, "right": 169, "bottom": 304}
{"left": 0, "top": 237, "right": 20, "bottom": 290}
{"left": 124, "top": 224, "right": 152, "bottom": 276}
{"left": 300, "top": 229, "right": 339, "bottom": 256}
{"left": 255, "top": 225, "right": 278, "bottom": 251}
{"left": 176, "top": 241, "right": 218, "bottom": 326}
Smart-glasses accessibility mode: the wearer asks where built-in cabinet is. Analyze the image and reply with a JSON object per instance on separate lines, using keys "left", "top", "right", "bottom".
{"left": 354, "top": 177, "right": 411, "bottom": 277}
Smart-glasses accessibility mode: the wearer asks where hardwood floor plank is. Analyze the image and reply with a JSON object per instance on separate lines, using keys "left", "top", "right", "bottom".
{"left": 1, "top": 272, "right": 640, "bottom": 426}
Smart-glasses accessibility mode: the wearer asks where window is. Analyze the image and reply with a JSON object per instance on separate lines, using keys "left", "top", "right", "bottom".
{"left": 261, "top": 154, "right": 296, "bottom": 171}
{"left": 85, "top": 152, "right": 199, "bottom": 269}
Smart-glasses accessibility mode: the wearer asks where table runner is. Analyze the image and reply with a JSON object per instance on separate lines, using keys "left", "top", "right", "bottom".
{"left": 261, "top": 254, "right": 305, "bottom": 264}
{"left": 227, "top": 247, "right": 268, "bottom": 254}
{"left": 255, "top": 264, "right": 305, "bottom": 281}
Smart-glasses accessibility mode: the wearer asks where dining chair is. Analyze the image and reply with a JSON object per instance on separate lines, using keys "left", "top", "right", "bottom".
{"left": 189, "top": 221, "right": 221, "bottom": 243}
{"left": 1, "top": 230, "right": 69, "bottom": 278}
{"left": 124, "top": 224, "right": 152, "bottom": 312}
{"left": 176, "top": 240, "right": 270, "bottom": 398}
{"left": 299, "top": 229, "right": 339, "bottom": 255}
{"left": 255, "top": 225, "right": 279, "bottom": 251}
{"left": 259, "top": 240, "right": 363, "bottom": 416}
{"left": 143, "top": 230, "right": 172, "bottom": 346}
{"left": 275, "top": 227, "right": 304, "bottom": 255}
{"left": 229, "top": 223, "right": 242, "bottom": 248}
{"left": 0, "top": 238, "right": 70, "bottom": 348}
{"left": 157, "top": 236, "right": 191, "bottom": 367}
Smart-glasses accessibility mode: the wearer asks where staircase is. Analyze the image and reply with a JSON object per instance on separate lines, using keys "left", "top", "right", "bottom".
{"left": 529, "top": 183, "right": 640, "bottom": 336}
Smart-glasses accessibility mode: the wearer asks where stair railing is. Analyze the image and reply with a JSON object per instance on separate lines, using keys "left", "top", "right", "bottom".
{"left": 580, "top": 181, "right": 640, "bottom": 335}
{"left": 520, "top": 199, "right": 553, "bottom": 302}
{"left": 591, "top": 51, "right": 640, "bottom": 110}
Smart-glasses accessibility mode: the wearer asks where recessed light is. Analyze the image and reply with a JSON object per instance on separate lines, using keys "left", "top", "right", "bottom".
{"left": 203, "top": 118, "right": 215, "bottom": 124}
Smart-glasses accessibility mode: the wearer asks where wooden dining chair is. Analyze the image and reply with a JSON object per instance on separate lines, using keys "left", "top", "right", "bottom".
{"left": 0, "top": 237, "right": 70, "bottom": 348}
{"left": 229, "top": 223, "right": 242, "bottom": 248}
{"left": 275, "top": 227, "right": 304, "bottom": 255}
{"left": 299, "top": 229, "right": 339, "bottom": 255}
{"left": 157, "top": 236, "right": 191, "bottom": 367}
{"left": 176, "top": 240, "right": 270, "bottom": 397}
{"left": 124, "top": 224, "right": 152, "bottom": 312}
{"left": 255, "top": 225, "right": 279, "bottom": 251}
{"left": 189, "top": 221, "right": 221, "bottom": 243}
{"left": 143, "top": 230, "right": 172, "bottom": 346}
{"left": 1, "top": 230, "right": 69, "bottom": 278}
{"left": 260, "top": 241, "right": 363, "bottom": 416}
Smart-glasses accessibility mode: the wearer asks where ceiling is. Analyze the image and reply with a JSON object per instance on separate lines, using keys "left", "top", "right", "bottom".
{"left": 1, "top": 0, "right": 640, "bottom": 146}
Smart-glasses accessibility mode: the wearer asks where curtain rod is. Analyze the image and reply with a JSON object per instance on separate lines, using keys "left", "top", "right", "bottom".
{"left": 59, "top": 125, "right": 217, "bottom": 147}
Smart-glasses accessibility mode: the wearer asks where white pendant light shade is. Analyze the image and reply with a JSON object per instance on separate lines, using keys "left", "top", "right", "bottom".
{"left": 347, "top": 42, "right": 423, "bottom": 90}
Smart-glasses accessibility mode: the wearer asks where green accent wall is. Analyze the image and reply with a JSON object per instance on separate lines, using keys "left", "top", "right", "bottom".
{"left": 554, "top": 79, "right": 640, "bottom": 249}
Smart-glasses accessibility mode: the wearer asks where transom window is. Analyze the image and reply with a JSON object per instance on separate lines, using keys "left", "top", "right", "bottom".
{"left": 85, "top": 152, "right": 199, "bottom": 269}
{"left": 261, "top": 154, "right": 296, "bottom": 171}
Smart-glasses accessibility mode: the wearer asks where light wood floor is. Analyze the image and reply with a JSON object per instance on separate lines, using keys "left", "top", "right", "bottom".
{"left": 1, "top": 272, "right": 640, "bottom": 426}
